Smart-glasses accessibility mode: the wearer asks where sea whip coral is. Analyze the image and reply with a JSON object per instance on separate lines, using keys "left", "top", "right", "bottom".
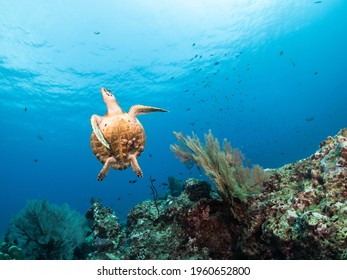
{"left": 170, "top": 130, "right": 268, "bottom": 218}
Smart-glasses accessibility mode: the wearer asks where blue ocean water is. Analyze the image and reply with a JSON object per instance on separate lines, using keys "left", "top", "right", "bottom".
{"left": 0, "top": 0, "right": 346, "bottom": 237}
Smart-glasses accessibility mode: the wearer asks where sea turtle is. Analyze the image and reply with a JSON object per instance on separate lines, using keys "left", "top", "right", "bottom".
{"left": 90, "top": 88, "right": 168, "bottom": 181}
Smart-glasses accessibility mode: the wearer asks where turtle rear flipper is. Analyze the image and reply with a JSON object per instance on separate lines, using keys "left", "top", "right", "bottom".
{"left": 129, "top": 154, "right": 143, "bottom": 177}
{"left": 97, "top": 156, "right": 118, "bottom": 181}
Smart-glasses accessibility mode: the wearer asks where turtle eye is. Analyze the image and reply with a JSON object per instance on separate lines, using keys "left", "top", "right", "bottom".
{"left": 104, "top": 88, "right": 113, "bottom": 96}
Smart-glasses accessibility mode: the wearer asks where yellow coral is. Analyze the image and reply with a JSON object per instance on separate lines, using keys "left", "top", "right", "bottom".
{"left": 170, "top": 130, "right": 268, "bottom": 210}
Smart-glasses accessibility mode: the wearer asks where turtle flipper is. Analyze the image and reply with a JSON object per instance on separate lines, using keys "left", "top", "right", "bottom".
{"left": 90, "top": 114, "right": 110, "bottom": 149}
{"left": 128, "top": 154, "right": 143, "bottom": 177}
{"left": 128, "top": 105, "right": 168, "bottom": 121}
{"left": 97, "top": 156, "right": 117, "bottom": 181}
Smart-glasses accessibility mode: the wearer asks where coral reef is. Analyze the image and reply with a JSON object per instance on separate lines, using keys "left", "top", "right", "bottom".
{"left": 75, "top": 179, "right": 233, "bottom": 260}
{"left": 167, "top": 176, "right": 184, "bottom": 197}
{"left": 3, "top": 128, "right": 346, "bottom": 260}
{"left": 120, "top": 128, "right": 346, "bottom": 259}
{"left": 6, "top": 200, "right": 87, "bottom": 260}
{"left": 85, "top": 201, "right": 125, "bottom": 260}
{"left": 185, "top": 178, "right": 211, "bottom": 201}
{"left": 124, "top": 179, "right": 233, "bottom": 259}
{"left": 237, "top": 128, "right": 347, "bottom": 259}
{"left": 0, "top": 243, "right": 23, "bottom": 260}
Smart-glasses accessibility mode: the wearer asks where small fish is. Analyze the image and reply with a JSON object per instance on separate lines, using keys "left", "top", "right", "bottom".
{"left": 37, "top": 134, "right": 44, "bottom": 141}
{"left": 161, "top": 183, "right": 168, "bottom": 186}
{"left": 149, "top": 153, "right": 152, "bottom": 158}
{"left": 214, "top": 62, "right": 219, "bottom": 65}
{"left": 313, "top": 1, "right": 322, "bottom": 4}
{"left": 279, "top": 51, "right": 284, "bottom": 56}
{"left": 289, "top": 58, "right": 296, "bottom": 67}
{"left": 129, "top": 180, "right": 137, "bottom": 184}
{"left": 150, "top": 178, "right": 156, "bottom": 183}
{"left": 305, "top": 116, "right": 315, "bottom": 122}
{"left": 24, "top": 107, "right": 27, "bottom": 112}
{"left": 313, "top": 71, "right": 318, "bottom": 75}
{"left": 94, "top": 31, "right": 100, "bottom": 35}
{"left": 33, "top": 159, "right": 38, "bottom": 163}
{"left": 117, "top": 197, "right": 121, "bottom": 201}
{"left": 192, "top": 43, "right": 196, "bottom": 47}
{"left": 185, "top": 89, "right": 189, "bottom": 93}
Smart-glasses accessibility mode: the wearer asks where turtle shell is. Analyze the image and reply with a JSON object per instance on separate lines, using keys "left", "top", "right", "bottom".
{"left": 90, "top": 115, "right": 146, "bottom": 170}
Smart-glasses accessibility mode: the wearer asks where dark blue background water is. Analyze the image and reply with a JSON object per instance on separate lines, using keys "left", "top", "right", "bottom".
{"left": 1, "top": 0, "right": 346, "bottom": 237}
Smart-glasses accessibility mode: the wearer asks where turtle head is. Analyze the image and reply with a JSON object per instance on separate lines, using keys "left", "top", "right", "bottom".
{"left": 100, "top": 88, "right": 123, "bottom": 116}
{"left": 103, "top": 88, "right": 113, "bottom": 96}
{"left": 101, "top": 88, "right": 115, "bottom": 102}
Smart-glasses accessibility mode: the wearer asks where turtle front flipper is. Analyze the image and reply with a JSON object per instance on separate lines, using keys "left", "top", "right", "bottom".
{"left": 91, "top": 114, "right": 110, "bottom": 149}
{"left": 128, "top": 105, "right": 168, "bottom": 121}
{"left": 128, "top": 154, "right": 143, "bottom": 177}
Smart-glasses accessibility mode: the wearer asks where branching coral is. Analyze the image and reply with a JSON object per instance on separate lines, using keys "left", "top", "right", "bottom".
{"left": 7, "top": 200, "right": 86, "bottom": 259}
{"left": 170, "top": 130, "right": 268, "bottom": 215}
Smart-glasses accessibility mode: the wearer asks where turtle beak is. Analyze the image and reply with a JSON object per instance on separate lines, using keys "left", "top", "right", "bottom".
{"left": 101, "top": 88, "right": 113, "bottom": 97}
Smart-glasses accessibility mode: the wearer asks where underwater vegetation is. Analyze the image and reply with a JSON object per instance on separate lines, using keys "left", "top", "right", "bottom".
{"left": 2, "top": 200, "right": 86, "bottom": 260}
{"left": 1, "top": 128, "right": 346, "bottom": 260}
{"left": 170, "top": 130, "right": 268, "bottom": 218}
